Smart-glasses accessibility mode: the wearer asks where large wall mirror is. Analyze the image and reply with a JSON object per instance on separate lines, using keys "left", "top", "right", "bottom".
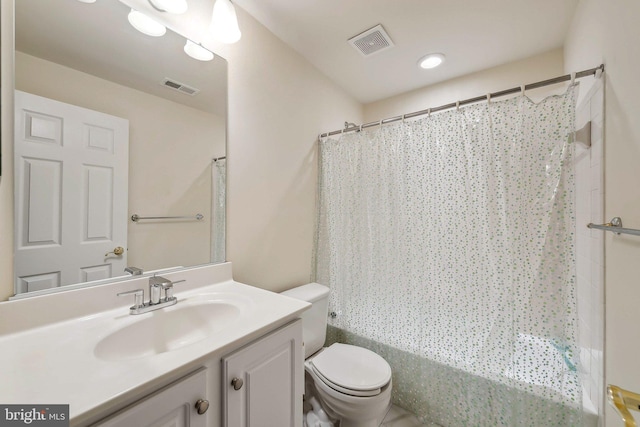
{"left": 11, "top": 0, "right": 227, "bottom": 297}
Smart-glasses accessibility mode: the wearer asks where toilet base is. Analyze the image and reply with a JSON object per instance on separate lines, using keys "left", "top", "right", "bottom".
{"left": 304, "top": 368, "right": 392, "bottom": 427}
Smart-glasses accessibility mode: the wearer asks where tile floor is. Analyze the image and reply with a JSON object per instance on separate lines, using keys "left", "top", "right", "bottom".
{"left": 380, "top": 405, "right": 441, "bottom": 427}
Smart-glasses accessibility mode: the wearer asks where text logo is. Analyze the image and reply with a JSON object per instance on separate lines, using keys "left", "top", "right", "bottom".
{"left": 0, "top": 405, "right": 69, "bottom": 426}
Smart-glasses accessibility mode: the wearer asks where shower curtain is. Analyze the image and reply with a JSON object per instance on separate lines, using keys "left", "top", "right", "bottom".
{"left": 211, "top": 158, "right": 226, "bottom": 264}
{"left": 314, "top": 86, "right": 581, "bottom": 426}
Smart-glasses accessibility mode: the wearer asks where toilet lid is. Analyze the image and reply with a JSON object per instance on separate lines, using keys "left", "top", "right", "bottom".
{"left": 310, "top": 343, "right": 391, "bottom": 392}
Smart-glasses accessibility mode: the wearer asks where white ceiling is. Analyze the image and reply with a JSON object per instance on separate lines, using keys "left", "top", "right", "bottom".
{"left": 16, "top": 0, "right": 227, "bottom": 117}
{"left": 233, "top": 0, "right": 579, "bottom": 104}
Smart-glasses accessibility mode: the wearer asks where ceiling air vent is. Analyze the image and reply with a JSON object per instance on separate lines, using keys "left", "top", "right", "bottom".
{"left": 348, "top": 24, "right": 394, "bottom": 57}
{"left": 162, "top": 78, "right": 200, "bottom": 96}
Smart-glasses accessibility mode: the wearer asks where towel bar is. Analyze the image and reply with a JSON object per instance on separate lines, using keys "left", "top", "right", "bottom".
{"left": 131, "top": 213, "right": 204, "bottom": 222}
{"left": 587, "top": 217, "right": 640, "bottom": 237}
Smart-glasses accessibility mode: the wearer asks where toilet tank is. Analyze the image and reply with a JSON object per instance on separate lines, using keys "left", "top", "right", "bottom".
{"left": 281, "top": 283, "right": 330, "bottom": 358}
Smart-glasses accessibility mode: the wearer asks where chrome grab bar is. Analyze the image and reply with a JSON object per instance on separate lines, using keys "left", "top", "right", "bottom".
{"left": 131, "top": 213, "right": 204, "bottom": 222}
{"left": 608, "top": 385, "right": 640, "bottom": 427}
{"left": 588, "top": 217, "right": 640, "bottom": 237}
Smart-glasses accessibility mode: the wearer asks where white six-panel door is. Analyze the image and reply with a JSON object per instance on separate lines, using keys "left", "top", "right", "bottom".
{"left": 14, "top": 90, "right": 129, "bottom": 293}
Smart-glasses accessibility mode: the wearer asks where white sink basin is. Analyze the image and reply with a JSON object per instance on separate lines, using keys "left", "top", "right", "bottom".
{"left": 95, "top": 293, "right": 248, "bottom": 361}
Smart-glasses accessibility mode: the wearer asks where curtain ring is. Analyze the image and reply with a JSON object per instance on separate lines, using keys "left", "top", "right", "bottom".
{"left": 359, "top": 124, "right": 363, "bottom": 132}
{"left": 402, "top": 114, "right": 406, "bottom": 124}
{"left": 456, "top": 101, "right": 460, "bottom": 111}
{"left": 595, "top": 68, "right": 603, "bottom": 79}
{"left": 520, "top": 85, "right": 526, "bottom": 96}
{"left": 570, "top": 72, "right": 576, "bottom": 85}
{"left": 428, "top": 108, "right": 431, "bottom": 118}
{"left": 486, "top": 93, "right": 491, "bottom": 104}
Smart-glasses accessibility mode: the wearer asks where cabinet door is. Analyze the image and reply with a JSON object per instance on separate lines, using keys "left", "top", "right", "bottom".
{"left": 222, "top": 320, "right": 303, "bottom": 427}
{"left": 94, "top": 368, "right": 208, "bottom": 427}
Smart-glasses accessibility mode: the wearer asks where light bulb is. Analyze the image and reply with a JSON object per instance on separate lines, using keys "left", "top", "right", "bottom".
{"left": 184, "top": 40, "right": 214, "bottom": 61}
{"left": 209, "top": 0, "right": 242, "bottom": 44}
{"left": 418, "top": 53, "right": 445, "bottom": 69}
{"left": 148, "top": 0, "right": 188, "bottom": 14}
{"left": 128, "top": 9, "right": 166, "bottom": 37}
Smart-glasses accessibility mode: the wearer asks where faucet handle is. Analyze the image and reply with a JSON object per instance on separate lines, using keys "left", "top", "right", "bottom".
{"left": 161, "top": 279, "right": 185, "bottom": 300}
{"left": 124, "top": 266, "right": 143, "bottom": 276}
{"left": 117, "top": 289, "right": 144, "bottom": 309}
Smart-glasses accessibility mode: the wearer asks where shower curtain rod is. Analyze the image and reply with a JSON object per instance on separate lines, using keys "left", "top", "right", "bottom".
{"left": 319, "top": 64, "right": 605, "bottom": 138}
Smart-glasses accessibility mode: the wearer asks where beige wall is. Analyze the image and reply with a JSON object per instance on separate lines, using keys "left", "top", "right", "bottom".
{"left": 212, "top": 8, "right": 363, "bottom": 292}
{"left": 565, "top": 1, "right": 640, "bottom": 425}
{"left": 364, "top": 49, "right": 564, "bottom": 123}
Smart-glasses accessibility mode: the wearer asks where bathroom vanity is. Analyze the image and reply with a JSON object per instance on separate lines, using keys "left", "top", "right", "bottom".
{"left": 0, "top": 263, "right": 309, "bottom": 427}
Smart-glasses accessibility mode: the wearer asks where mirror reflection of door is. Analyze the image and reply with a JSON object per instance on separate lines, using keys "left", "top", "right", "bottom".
{"left": 14, "top": 90, "right": 129, "bottom": 293}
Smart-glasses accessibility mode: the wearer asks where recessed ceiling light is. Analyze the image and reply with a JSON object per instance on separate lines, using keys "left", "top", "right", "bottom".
{"left": 128, "top": 9, "right": 167, "bottom": 37}
{"left": 76, "top": 0, "right": 97, "bottom": 3}
{"left": 418, "top": 53, "right": 445, "bottom": 69}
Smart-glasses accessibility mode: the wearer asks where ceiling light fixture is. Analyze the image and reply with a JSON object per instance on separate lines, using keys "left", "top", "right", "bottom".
{"left": 184, "top": 40, "right": 215, "bottom": 61}
{"left": 127, "top": 9, "right": 167, "bottom": 37}
{"left": 148, "top": 0, "right": 188, "bottom": 14}
{"left": 418, "top": 53, "right": 446, "bottom": 69}
{"left": 209, "top": 0, "right": 242, "bottom": 44}
{"left": 76, "top": 0, "right": 97, "bottom": 3}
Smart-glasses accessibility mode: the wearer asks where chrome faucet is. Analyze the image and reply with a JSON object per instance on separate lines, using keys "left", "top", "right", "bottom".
{"left": 117, "top": 275, "right": 185, "bottom": 315}
{"left": 124, "top": 266, "right": 143, "bottom": 276}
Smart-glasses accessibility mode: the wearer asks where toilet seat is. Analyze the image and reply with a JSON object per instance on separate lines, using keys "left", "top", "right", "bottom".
{"left": 308, "top": 364, "right": 381, "bottom": 397}
{"left": 309, "top": 343, "right": 391, "bottom": 397}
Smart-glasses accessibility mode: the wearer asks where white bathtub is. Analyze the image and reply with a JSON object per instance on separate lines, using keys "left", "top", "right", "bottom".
{"left": 505, "top": 334, "right": 598, "bottom": 427}
{"left": 327, "top": 326, "right": 598, "bottom": 426}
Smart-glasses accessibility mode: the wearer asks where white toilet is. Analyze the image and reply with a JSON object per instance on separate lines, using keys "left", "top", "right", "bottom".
{"left": 281, "top": 283, "right": 393, "bottom": 427}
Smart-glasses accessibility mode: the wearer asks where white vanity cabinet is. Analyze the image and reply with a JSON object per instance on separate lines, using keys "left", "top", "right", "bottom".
{"left": 222, "top": 320, "right": 303, "bottom": 427}
{"left": 90, "top": 320, "right": 303, "bottom": 427}
{"left": 93, "top": 368, "right": 209, "bottom": 427}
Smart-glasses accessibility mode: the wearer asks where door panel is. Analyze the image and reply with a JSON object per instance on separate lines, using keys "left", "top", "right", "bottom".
{"left": 18, "top": 158, "right": 62, "bottom": 247}
{"left": 16, "top": 272, "right": 61, "bottom": 294}
{"left": 83, "top": 165, "right": 113, "bottom": 241}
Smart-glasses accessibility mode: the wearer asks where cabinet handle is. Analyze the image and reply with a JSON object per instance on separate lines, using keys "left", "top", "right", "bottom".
{"left": 195, "top": 399, "right": 209, "bottom": 415}
{"left": 231, "top": 377, "right": 244, "bottom": 390}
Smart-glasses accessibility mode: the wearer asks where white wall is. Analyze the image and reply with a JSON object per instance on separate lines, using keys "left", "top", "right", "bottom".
{"left": 575, "top": 80, "right": 605, "bottom": 421}
{"left": 565, "top": 1, "right": 640, "bottom": 425}
{"left": 364, "top": 49, "right": 564, "bottom": 123}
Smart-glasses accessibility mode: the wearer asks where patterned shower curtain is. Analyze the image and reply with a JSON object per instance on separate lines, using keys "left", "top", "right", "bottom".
{"left": 314, "top": 86, "right": 582, "bottom": 426}
{"left": 211, "top": 158, "right": 226, "bottom": 264}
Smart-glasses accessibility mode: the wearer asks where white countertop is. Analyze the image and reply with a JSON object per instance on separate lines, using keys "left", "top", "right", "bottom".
{"left": 0, "top": 265, "right": 309, "bottom": 425}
